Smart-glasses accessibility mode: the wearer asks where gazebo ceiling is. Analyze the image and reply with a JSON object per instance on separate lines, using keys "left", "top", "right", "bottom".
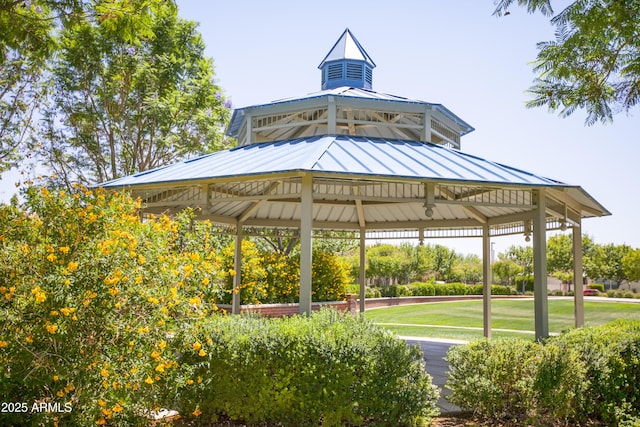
{"left": 100, "top": 134, "right": 610, "bottom": 235}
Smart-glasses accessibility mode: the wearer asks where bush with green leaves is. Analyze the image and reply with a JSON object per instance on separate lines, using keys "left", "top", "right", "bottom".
{"left": 170, "top": 309, "right": 440, "bottom": 427}
{"left": 219, "top": 242, "right": 350, "bottom": 305}
{"left": 446, "top": 320, "right": 640, "bottom": 425}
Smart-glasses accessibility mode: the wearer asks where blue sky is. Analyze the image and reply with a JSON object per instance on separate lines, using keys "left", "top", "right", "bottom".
{"left": 2, "top": 0, "right": 638, "bottom": 257}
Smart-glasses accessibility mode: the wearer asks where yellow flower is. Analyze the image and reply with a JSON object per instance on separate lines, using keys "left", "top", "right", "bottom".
{"left": 144, "top": 377, "right": 154, "bottom": 385}
{"left": 97, "top": 416, "right": 106, "bottom": 425}
{"left": 47, "top": 253, "right": 58, "bottom": 263}
{"left": 100, "top": 369, "right": 109, "bottom": 378}
{"left": 60, "top": 307, "right": 76, "bottom": 317}
{"left": 192, "top": 342, "right": 202, "bottom": 351}
{"left": 192, "top": 408, "right": 202, "bottom": 417}
{"left": 159, "top": 340, "right": 167, "bottom": 350}
{"left": 25, "top": 335, "right": 33, "bottom": 343}
{"left": 151, "top": 350, "right": 160, "bottom": 360}
{"left": 186, "top": 379, "right": 194, "bottom": 385}
{"left": 98, "top": 399, "right": 106, "bottom": 407}
{"left": 53, "top": 375, "right": 59, "bottom": 381}
{"left": 59, "top": 246, "right": 70, "bottom": 254}
{"left": 112, "top": 403, "right": 123, "bottom": 413}
{"left": 67, "top": 261, "right": 79, "bottom": 272}
{"left": 32, "top": 286, "right": 46, "bottom": 303}
{"left": 46, "top": 323, "right": 58, "bottom": 334}
{"left": 198, "top": 349, "right": 206, "bottom": 357}
{"left": 108, "top": 287, "right": 118, "bottom": 297}
{"left": 0, "top": 340, "right": 8, "bottom": 348}
{"left": 155, "top": 364, "right": 165, "bottom": 373}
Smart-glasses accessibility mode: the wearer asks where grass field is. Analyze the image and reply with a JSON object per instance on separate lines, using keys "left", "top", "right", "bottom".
{"left": 365, "top": 297, "right": 640, "bottom": 341}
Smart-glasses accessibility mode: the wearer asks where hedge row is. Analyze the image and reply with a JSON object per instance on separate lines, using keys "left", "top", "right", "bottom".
{"left": 379, "top": 282, "right": 517, "bottom": 298}
{"left": 171, "top": 309, "right": 440, "bottom": 426}
{"left": 446, "top": 319, "right": 640, "bottom": 426}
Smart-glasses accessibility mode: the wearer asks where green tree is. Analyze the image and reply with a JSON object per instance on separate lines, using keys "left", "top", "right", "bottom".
{"left": 37, "top": 2, "right": 230, "bottom": 186}
{"left": 622, "top": 248, "right": 640, "bottom": 283}
{"left": 584, "top": 243, "right": 632, "bottom": 288}
{"left": 503, "top": 245, "right": 534, "bottom": 276}
{"left": 366, "top": 244, "right": 403, "bottom": 286}
{"left": 0, "top": 0, "right": 170, "bottom": 173}
{"left": 493, "top": 0, "right": 640, "bottom": 125}
{"left": 492, "top": 258, "right": 523, "bottom": 287}
{"left": 430, "top": 244, "right": 459, "bottom": 282}
{"left": 547, "top": 233, "right": 573, "bottom": 274}
{"left": 452, "top": 254, "right": 482, "bottom": 284}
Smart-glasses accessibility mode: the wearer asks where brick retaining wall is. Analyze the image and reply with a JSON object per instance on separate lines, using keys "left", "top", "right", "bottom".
{"left": 217, "top": 294, "right": 358, "bottom": 317}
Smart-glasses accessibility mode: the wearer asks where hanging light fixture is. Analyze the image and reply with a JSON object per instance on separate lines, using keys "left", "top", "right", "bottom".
{"left": 524, "top": 220, "right": 532, "bottom": 242}
{"left": 424, "top": 182, "right": 435, "bottom": 218}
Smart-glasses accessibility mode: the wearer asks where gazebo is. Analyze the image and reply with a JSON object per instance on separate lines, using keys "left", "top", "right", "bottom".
{"left": 100, "top": 29, "right": 610, "bottom": 340}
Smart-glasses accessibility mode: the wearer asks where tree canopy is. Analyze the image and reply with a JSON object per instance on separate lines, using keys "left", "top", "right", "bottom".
{"left": 1, "top": 0, "right": 231, "bottom": 184}
{"left": 493, "top": 0, "right": 640, "bottom": 125}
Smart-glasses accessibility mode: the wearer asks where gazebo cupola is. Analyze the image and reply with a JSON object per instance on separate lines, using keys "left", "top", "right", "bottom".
{"left": 227, "top": 29, "right": 474, "bottom": 149}
{"left": 319, "top": 28, "right": 376, "bottom": 90}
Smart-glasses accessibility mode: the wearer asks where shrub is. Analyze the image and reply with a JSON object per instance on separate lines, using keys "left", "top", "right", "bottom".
{"left": 380, "top": 284, "right": 412, "bottom": 297}
{"left": 409, "top": 282, "right": 436, "bottom": 296}
{"left": 0, "top": 187, "right": 223, "bottom": 426}
{"left": 446, "top": 320, "right": 640, "bottom": 425}
{"left": 589, "top": 283, "right": 605, "bottom": 293}
{"left": 446, "top": 339, "right": 539, "bottom": 423}
{"left": 171, "top": 309, "right": 440, "bottom": 426}
{"left": 551, "top": 319, "right": 640, "bottom": 425}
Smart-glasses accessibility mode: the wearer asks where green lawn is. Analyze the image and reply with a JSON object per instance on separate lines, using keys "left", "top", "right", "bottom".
{"left": 365, "top": 298, "right": 640, "bottom": 341}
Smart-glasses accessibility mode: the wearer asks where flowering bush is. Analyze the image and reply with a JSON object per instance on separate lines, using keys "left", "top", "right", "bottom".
{"left": 0, "top": 186, "right": 223, "bottom": 426}
{"left": 219, "top": 243, "right": 350, "bottom": 304}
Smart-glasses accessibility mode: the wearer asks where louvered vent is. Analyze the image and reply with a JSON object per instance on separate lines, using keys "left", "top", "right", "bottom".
{"left": 365, "top": 66, "right": 373, "bottom": 86}
{"left": 346, "top": 63, "right": 362, "bottom": 80}
{"left": 327, "top": 64, "right": 343, "bottom": 81}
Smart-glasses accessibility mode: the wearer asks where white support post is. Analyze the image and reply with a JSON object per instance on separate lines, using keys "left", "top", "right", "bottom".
{"left": 245, "top": 111, "right": 253, "bottom": 145}
{"left": 328, "top": 96, "right": 337, "bottom": 134}
{"left": 482, "top": 224, "right": 492, "bottom": 338}
{"left": 299, "top": 174, "right": 313, "bottom": 315}
{"left": 532, "top": 189, "right": 549, "bottom": 340}
{"left": 573, "top": 220, "right": 585, "bottom": 328}
{"left": 421, "top": 107, "right": 432, "bottom": 143}
{"left": 359, "top": 227, "right": 366, "bottom": 313}
{"left": 232, "top": 222, "right": 243, "bottom": 314}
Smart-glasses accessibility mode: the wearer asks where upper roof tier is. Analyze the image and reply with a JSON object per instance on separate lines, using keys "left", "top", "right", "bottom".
{"left": 226, "top": 29, "right": 474, "bottom": 150}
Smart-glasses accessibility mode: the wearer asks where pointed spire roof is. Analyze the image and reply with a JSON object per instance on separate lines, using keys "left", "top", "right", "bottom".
{"left": 318, "top": 28, "right": 376, "bottom": 69}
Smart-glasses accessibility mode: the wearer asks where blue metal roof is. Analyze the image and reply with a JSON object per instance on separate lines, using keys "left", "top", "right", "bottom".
{"left": 318, "top": 28, "right": 376, "bottom": 69}
{"left": 226, "top": 87, "right": 475, "bottom": 139}
{"left": 101, "top": 135, "right": 562, "bottom": 188}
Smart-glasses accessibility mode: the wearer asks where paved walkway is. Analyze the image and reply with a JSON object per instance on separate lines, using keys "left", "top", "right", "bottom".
{"left": 402, "top": 336, "right": 467, "bottom": 414}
